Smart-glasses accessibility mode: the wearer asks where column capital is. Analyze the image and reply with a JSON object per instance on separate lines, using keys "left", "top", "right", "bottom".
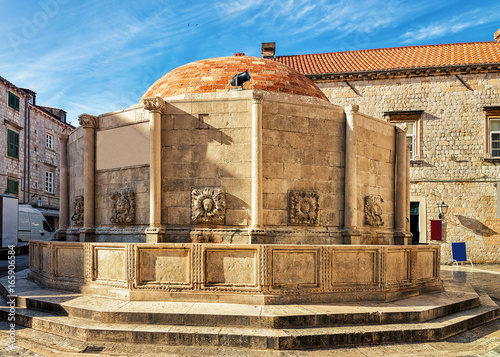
{"left": 58, "top": 132, "right": 69, "bottom": 142}
{"left": 345, "top": 104, "right": 359, "bottom": 115}
{"left": 251, "top": 92, "right": 263, "bottom": 104}
{"left": 396, "top": 123, "right": 408, "bottom": 133}
{"left": 143, "top": 97, "right": 166, "bottom": 114}
{"left": 78, "top": 114, "right": 99, "bottom": 129}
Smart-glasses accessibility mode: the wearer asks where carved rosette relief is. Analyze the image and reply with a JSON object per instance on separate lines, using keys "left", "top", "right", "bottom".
{"left": 191, "top": 188, "right": 226, "bottom": 225}
{"left": 364, "top": 195, "right": 384, "bottom": 226}
{"left": 289, "top": 191, "right": 319, "bottom": 225}
{"left": 71, "top": 196, "right": 84, "bottom": 226}
{"left": 110, "top": 189, "right": 136, "bottom": 224}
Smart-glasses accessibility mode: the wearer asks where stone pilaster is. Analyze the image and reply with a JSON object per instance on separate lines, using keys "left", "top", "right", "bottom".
{"left": 58, "top": 133, "right": 69, "bottom": 241}
{"left": 406, "top": 142, "right": 411, "bottom": 234}
{"left": 143, "top": 97, "right": 166, "bottom": 243}
{"left": 78, "top": 114, "right": 98, "bottom": 242}
{"left": 342, "top": 104, "right": 361, "bottom": 244}
{"left": 251, "top": 92, "right": 263, "bottom": 231}
{"left": 394, "top": 124, "right": 410, "bottom": 245}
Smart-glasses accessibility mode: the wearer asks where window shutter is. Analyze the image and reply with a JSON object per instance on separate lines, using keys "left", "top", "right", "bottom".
{"left": 6, "top": 179, "right": 18, "bottom": 195}
{"left": 7, "top": 130, "right": 19, "bottom": 159}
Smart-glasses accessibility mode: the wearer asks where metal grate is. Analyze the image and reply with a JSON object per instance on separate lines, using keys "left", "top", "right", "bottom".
{"left": 81, "top": 345, "right": 105, "bottom": 354}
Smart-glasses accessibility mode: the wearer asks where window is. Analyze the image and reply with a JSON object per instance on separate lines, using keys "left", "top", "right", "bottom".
{"left": 484, "top": 107, "right": 500, "bottom": 159}
{"left": 7, "top": 129, "right": 19, "bottom": 159}
{"left": 6, "top": 178, "right": 19, "bottom": 195}
{"left": 45, "top": 172, "right": 53, "bottom": 193}
{"left": 8, "top": 92, "right": 20, "bottom": 111}
{"left": 406, "top": 122, "right": 416, "bottom": 160}
{"left": 46, "top": 133, "right": 54, "bottom": 150}
{"left": 490, "top": 119, "right": 500, "bottom": 157}
{"left": 385, "top": 111, "right": 423, "bottom": 160}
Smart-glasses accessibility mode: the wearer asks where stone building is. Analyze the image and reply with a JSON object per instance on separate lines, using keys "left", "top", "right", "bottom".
{"left": 62, "top": 55, "right": 413, "bottom": 248}
{"left": 0, "top": 75, "right": 73, "bottom": 228}
{"left": 51, "top": 55, "right": 445, "bottom": 306}
{"left": 270, "top": 30, "right": 500, "bottom": 263}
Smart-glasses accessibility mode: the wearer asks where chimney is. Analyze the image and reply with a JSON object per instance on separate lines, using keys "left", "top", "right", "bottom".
{"left": 234, "top": 52, "right": 245, "bottom": 56}
{"left": 495, "top": 28, "right": 500, "bottom": 42}
{"left": 261, "top": 42, "right": 276, "bottom": 59}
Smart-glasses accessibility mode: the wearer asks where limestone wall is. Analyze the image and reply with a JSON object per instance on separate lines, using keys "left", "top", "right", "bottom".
{"left": 355, "top": 112, "right": 396, "bottom": 240}
{"left": 0, "top": 82, "right": 27, "bottom": 197}
{"left": 161, "top": 96, "right": 252, "bottom": 228}
{"left": 261, "top": 98, "right": 345, "bottom": 228}
{"left": 316, "top": 72, "right": 500, "bottom": 262}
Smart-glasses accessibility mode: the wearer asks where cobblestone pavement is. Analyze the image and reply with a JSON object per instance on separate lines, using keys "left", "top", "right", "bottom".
{"left": 0, "top": 265, "right": 499, "bottom": 357}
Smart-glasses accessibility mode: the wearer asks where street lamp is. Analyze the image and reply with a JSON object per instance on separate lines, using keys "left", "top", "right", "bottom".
{"left": 438, "top": 201, "right": 448, "bottom": 219}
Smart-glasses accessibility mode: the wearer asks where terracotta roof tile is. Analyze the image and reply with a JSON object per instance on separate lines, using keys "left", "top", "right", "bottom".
{"left": 274, "top": 42, "right": 500, "bottom": 75}
{"left": 141, "top": 56, "right": 328, "bottom": 101}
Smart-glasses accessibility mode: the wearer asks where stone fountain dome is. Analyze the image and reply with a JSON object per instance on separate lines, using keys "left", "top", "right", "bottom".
{"left": 140, "top": 55, "right": 329, "bottom": 101}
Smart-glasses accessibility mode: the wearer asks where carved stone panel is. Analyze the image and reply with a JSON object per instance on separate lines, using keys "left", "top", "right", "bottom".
{"left": 204, "top": 248, "right": 257, "bottom": 287}
{"left": 71, "top": 196, "right": 84, "bottom": 226}
{"left": 364, "top": 195, "right": 384, "bottom": 226}
{"left": 191, "top": 188, "right": 226, "bottom": 225}
{"left": 110, "top": 189, "right": 136, "bottom": 224}
{"left": 289, "top": 191, "right": 319, "bottom": 225}
{"left": 138, "top": 248, "right": 191, "bottom": 285}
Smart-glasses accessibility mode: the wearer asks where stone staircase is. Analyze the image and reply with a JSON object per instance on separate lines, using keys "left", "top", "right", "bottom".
{"left": 0, "top": 270, "right": 498, "bottom": 350}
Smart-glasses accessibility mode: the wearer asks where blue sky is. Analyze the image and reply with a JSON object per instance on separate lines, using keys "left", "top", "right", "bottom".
{"left": 1, "top": 0, "right": 499, "bottom": 126}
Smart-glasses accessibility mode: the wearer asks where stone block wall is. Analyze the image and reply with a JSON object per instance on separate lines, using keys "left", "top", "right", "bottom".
{"left": 316, "top": 72, "right": 500, "bottom": 262}
{"left": 355, "top": 112, "right": 396, "bottom": 239}
{"left": 28, "top": 106, "right": 68, "bottom": 209}
{"left": 95, "top": 166, "right": 149, "bottom": 227}
{"left": 161, "top": 97, "right": 252, "bottom": 227}
{"left": 0, "top": 81, "right": 26, "bottom": 196}
{"left": 261, "top": 99, "right": 345, "bottom": 228}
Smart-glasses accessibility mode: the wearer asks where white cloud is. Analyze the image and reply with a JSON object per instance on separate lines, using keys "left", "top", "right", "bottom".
{"left": 401, "top": 8, "right": 500, "bottom": 43}
{"left": 215, "top": 0, "right": 426, "bottom": 42}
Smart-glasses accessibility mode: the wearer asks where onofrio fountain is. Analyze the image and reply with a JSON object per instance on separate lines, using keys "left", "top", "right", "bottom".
{"left": 4, "top": 55, "right": 497, "bottom": 350}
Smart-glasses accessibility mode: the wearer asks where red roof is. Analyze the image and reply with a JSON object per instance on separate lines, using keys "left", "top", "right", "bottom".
{"left": 142, "top": 56, "right": 328, "bottom": 101}
{"left": 274, "top": 42, "right": 500, "bottom": 75}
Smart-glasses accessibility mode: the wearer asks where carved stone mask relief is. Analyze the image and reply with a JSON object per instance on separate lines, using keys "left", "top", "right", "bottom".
{"left": 364, "top": 195, "right": 384, "bottom": 226}
{"left": 191, "top": 188, "right": 226, "bottom": 225}
{"left": 110, "top": 189, "right": 136, "bottom": 224}
{"left": 289, "top": 191, "right": 319, "bottom": 225}
{"left": 71, "top": 196, "right": 84, "bottom": 226}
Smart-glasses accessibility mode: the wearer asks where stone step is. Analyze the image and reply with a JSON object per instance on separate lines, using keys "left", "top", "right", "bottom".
{"left": 0, "top": 271, "right": 483, "bottom": 329}
{"left": 1, "top": 293, "right": 498, "bottom": 350}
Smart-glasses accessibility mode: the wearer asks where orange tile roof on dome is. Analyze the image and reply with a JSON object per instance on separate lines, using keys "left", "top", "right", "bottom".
{"left": 141, "top": 56, "right": 328, "bottom": 102}
{"left": 274, "top": 42, "right": 500, "bottom": 75}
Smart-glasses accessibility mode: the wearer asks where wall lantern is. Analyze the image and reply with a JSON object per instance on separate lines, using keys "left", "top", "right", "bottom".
{"left": 438, "top": 201, "right": 448, "bottom": 219}
{"left": 229, "top": 70, "right": 251, "bottom": 90}
{"left": 37, "top": 198, "right": 43, "bottom": 207}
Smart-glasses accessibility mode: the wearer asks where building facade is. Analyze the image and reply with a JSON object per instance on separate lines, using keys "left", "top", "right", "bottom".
{"left": 270, "top": 30, "right": 500, "bottom": 263}
{"left": 0, "top": 75, "right": 73, "bottom": 228}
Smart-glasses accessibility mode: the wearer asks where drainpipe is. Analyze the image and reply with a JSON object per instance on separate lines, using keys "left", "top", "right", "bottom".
{"left": 23, "top": 96, "right": 28, "bottom": 203}
{"left": 26, "top": 102, "right": 31, "bottom": 203}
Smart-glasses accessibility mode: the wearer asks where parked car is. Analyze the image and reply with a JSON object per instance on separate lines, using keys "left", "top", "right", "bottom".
{"left": 18, "top": 204, "right": 55, "bottom": 242}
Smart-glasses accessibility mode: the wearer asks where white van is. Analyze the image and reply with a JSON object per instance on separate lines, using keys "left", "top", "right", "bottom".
{"left": 18, "top": 204, "right": 55, "bottom": 242}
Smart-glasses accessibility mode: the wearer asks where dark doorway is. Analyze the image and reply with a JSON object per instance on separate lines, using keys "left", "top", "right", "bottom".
{"left": 410, "top": 202, "right": 420, "bottom": 244}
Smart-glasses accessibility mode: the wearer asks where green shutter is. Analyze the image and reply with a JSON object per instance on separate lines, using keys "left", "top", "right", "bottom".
{"left": 6, "top": 179, "right": 19, "bottom": 195}
{"left": 8, "top": 92, "right": 20, "bottom": 111}
{"left": 7, "top": 129, "right": 19, "bottom": 159}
